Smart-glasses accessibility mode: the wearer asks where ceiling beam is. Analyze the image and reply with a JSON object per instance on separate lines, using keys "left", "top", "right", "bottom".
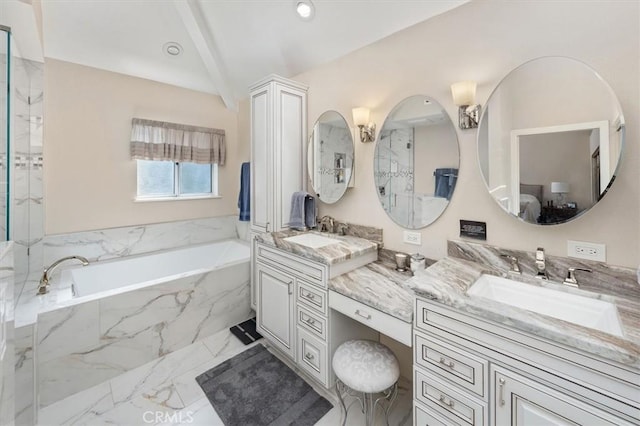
{"left": 174, "top": 0, "right": 237, "bottom": 111}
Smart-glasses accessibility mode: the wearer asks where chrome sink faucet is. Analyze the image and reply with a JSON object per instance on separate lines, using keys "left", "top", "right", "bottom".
{"left": 38, "top": 255, "right": 90, "bottom": 295}
{"left": 564, "top": 267, "right": 592, "bottom": 288}
{"left": 500, "top": 254, "right": 521, "bottom": 274}
{"left": 535, "top": 247, "right": 549, "bottom": 280}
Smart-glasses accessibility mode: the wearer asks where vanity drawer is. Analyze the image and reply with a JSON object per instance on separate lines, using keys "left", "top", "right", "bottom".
{"left": 297, "top": 281, "right": 328, "bottom": 315}
{"left": 414, "top": 368, "right": 487, "bottom": 426}
{"left": 329, "top": 290, "right": 412, "bottom": 346}
{"left": 415, "top": 333, "right": 488, "bottom": 399}
{"left": 256, "top": 243, "right": 327, "bottom": 288}
{"left": 414, "top": 401, "right": 453, "bottom": 426}
{"left": 296, "top": 305, "right": 327, "bottom": 341}
{"left": 297, "top": 327, "right": 329, "bottom": 387}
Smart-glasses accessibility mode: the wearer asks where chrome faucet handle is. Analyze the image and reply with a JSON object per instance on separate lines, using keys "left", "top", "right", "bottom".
{"left": 564, "top": 267, "right": 592, "bottom": 288}
{"left": 336, "top": 222, "right": 348, "bottom": 236}
{"left": 535, "top": 247, "right": 548, "bottom": 279}
{"left": 500, "top": 254, "right": 521, "bottom": 274}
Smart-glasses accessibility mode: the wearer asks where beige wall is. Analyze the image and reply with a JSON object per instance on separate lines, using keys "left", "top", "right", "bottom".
{"left": 294, "top": 1, "right": 639, "bottom": 268}
{"left": 44, "top": 59, "right": 246, "bottom": 234}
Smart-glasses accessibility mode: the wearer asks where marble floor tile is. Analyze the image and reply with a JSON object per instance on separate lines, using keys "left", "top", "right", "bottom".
{"left": 37, "top": 329, "right": 413, "bottom": 425}
{"left": 109, "top": 341, "right": 212, "bottom": 405}
{"left": 37, "top": 381, "right": 114, "bottom": 426}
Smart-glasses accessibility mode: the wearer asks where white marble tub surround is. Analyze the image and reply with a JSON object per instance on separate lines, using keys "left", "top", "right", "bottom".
{"left": 256, "top": 229, "right": 378, "bottom": 265}
{"left": 35, "top": 241, "right": 251, "bottom": 408}
{"left": 43, "top": 215, "right": 239, "bottom": 265}
{"left": 329, "top": 261, "right": 413, "bottom": 323}
{"left": 406, "top": 256, "right": 640, "bottom": 368}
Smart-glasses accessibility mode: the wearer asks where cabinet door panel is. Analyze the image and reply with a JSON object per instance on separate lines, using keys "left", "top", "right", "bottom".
{"left": 492, "top": 366, "right": 630, "bottom": 426}
{"left": 256, "top": 263, "right": 295, "bottom": 360}
{"left": 275, "top": 86, "right": 305, "bottom": 230}
{"left": 251, "top": 88, "right": 271, "bottom": 232}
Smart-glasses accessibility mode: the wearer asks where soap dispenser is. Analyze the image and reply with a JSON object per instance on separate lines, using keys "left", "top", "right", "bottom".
{"left": 410, "top": 253, "right": 426, "bottom": 273}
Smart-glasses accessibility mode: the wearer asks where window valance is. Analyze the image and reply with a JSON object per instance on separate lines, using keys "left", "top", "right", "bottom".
{"left": 130, "top": 118, "right": 226, "bottom": 165}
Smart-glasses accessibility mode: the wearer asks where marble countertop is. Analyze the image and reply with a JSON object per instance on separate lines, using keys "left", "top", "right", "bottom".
{"left": 255, "top": 230, "right": 378, "bottom": 265}
{"left": 406, "top": 257, "right": 640, "bottom": 368}
{"left": 328, "top": 261, "right": 414, "bottom": 323}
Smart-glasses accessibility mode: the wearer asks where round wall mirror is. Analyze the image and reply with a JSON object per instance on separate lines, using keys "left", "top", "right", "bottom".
{"left": 374, "top": 95, "right": 459, "bottom": 229}
{"left": 307, "top": 111, "right": 354, "bottom": 204}
{"left": 477, "top": 57, "right": 625, "bottom": 225}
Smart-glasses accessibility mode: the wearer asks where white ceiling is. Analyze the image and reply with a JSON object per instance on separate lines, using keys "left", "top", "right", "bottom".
{"left": 39, "top": 0, "right": 469, "bottom": 108}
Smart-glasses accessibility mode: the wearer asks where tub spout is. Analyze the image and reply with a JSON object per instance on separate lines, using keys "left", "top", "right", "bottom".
{"left": 38, "top": 255, "right": 90, "bottom": 295}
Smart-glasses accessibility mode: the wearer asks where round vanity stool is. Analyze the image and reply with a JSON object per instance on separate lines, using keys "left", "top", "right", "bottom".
{"left": 332, "top": 340, "right": 400, "bottom": 426}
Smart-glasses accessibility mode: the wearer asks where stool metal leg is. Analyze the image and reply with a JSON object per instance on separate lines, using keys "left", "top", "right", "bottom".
{"left": 335, "top": 379, "right": 348, "bottom": 426}
{"left": 373, "top": 382, "right": 399, "bottom": 426}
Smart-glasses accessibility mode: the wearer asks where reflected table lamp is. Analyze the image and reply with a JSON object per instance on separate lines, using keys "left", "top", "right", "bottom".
{"left": 551, "top": 182, "right": 570, "bottom": 206}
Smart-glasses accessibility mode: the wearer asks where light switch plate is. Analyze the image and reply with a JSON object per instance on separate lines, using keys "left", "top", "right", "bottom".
{"left": 403, "top": 231, "right": 421, "bottom": 245}
{"left": 567, "top": 240, "right": 606, "bottom": 262}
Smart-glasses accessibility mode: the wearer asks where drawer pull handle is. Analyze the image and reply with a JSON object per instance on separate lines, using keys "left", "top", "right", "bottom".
{"left": 305, "top": 318, "right": 316, "bottom": 326}
{"left": 304, "top": 353, "right": 315, "bottom": 361}
{"left": 438, "top": 394, "right": 455, "bottom": 408}
{"left": 355, "top": 309, "right": 371, "bottom": 320}
{"left": 304, "top": 292, "right": 316, "bottom": 300}
{"left": 498, "top": 378, "right": 506, "bottom": 407}
{"left": 439, "top": 357, "right": 455, "bottom": 369}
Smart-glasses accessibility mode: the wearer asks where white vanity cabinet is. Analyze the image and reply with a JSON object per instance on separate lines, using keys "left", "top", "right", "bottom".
{"left": 413, "top": 298, "right": 639, "bottom": 426}
{"left": 255, "top": 241, "right": 376, "bottom": 388}
{"left": 249, "top": 74, "right": 307, "bottom": 235}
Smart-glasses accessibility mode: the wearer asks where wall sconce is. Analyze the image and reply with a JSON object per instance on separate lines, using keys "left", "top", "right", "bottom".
{"left": 352, "top": 107, "right": 376, "bottom": 143}
{"left": 451, "top": 81, "right": 481, "bottom": 130}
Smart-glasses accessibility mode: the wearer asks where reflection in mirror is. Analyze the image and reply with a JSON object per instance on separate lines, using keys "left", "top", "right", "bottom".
{"left": 374, "top": 96, "right": 459, "bottom": 229}
{"left": 478, "top": 57, "right": 625, "bottom": 225}
{"left": 307, "top": 111, "right": 354, "bottom": 204}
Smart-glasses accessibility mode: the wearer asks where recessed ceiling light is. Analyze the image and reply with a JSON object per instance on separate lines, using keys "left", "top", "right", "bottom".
{"left": 163, "top": 42, "right": 183, "bottom": 57}
{"left": 295, "top": 0, "right": 315, "bottom": 21}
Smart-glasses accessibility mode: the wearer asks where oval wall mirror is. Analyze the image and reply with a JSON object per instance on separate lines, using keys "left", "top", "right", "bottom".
{"left": 307, "top": 110, "right": 354, "bottom": 204}
{"left": 477, "top": 57, "right": 625, "bottom": 225}
{"left": 374, "top": 95, "right": 459, "bottom": 229}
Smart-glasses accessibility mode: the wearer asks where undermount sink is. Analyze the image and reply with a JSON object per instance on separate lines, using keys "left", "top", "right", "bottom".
{"left": 467, "top": 274, "right": 624, "bottom": 337}
{"left": 283, "top": 233, "right": 341, "bottom": 249}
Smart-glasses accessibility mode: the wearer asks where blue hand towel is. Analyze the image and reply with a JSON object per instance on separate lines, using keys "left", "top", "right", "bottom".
{"left": 289, "top": 191, "right": 308, "bottom": 230}
{"left": 238, "top": 162, "right": 250, "bottom": 221}
{"left": 434, "top": 168, "right": 458, "bottom": 200}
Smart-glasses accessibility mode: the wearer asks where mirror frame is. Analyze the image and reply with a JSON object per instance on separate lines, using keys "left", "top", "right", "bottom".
{"left": 477, "top": 56, "right": 625, "bottom": 226}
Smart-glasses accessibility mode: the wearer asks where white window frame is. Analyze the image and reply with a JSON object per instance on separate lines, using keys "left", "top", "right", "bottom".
{"left": 135, "top": 160, "right": 220, "bottom": 202}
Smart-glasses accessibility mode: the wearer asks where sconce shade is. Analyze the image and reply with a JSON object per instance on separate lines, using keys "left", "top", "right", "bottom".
{"left": 451, "top": 80, "right": 477, "bottom": 106}
{"left": 352, "top": 107, "right": 370, "bottom": 126}
{"left": 551, "top": 182, "right": 570, "bottom": 194}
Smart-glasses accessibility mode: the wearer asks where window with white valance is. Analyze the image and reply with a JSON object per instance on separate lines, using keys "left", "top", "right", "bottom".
{"left": 131, "top": 118, "right": 225, "bottom": 200}
{"left": 130, "top": 118, "right": 226, "bottom": 165}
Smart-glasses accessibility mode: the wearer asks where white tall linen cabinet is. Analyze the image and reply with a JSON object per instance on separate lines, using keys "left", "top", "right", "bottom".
{"left": 249, "top": 75, "right": 308, "bottom": 309}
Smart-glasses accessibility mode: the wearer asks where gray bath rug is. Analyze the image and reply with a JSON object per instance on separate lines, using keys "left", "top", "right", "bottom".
{"left": 195, "top": 344, "right": 333, "bottom": 426}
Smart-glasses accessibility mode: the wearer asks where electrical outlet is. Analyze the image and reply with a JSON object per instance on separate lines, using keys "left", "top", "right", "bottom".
{"left": 567, "top": 240, "right": 606, "bottom": 262}
{"left": 403, "top": 231, "right": 421, "bottom": 245}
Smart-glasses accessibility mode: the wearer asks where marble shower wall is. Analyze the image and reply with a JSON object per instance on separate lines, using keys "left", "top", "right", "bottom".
{"left": 12, "top": 58, "right": 44, "bottom": 281}
{"left": 43, "top": 215, "right": 240, "bottom": 265}
{"left": 36, "top": 259, "right": 251, "bottom": 407}
{"left": 448, "top": 239, "right": 640, "bottom": 300}
{"left": 0, "top": 242, "right": 15, "bottom": 426}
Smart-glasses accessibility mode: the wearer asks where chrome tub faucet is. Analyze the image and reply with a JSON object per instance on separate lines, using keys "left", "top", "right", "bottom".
{"left": 38, "top": 255, "right": 90, "bottom": 295}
